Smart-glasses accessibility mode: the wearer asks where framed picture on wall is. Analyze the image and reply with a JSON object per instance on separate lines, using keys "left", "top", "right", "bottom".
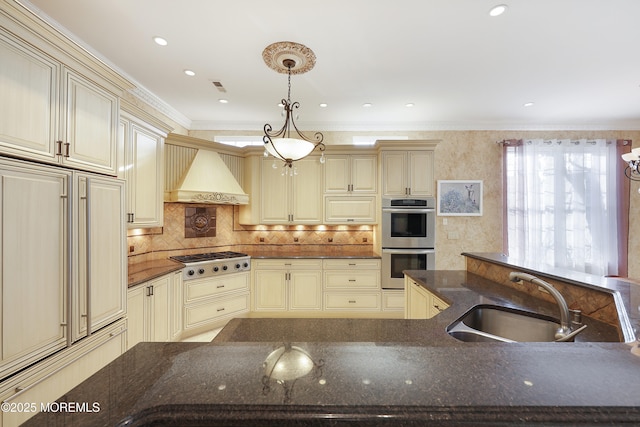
{"left": 437, "top": 180, "right": 483, "bottom": 216}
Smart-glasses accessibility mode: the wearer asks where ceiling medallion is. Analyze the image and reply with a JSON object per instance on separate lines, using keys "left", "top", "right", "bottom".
{"left": 262, "top": 41, "right": 316, "bottom": 75}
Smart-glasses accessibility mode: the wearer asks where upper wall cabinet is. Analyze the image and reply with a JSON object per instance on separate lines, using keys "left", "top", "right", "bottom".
{"left": 0, "top": 28, "right": 121, "bottom": 176}
{"left": 261, "top": 156, "right": 323, "bottom": 224}
{"left": 119, "top": 108, "right": 168, "bottom": 228}
{"left": 323, "top": 154, "right": 377, "bottom": 193}
{"left": 381, "top": 150, "right": 435, "bottom": 197}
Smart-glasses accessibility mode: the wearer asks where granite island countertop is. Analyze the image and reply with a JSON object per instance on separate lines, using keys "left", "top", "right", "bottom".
{"left": 24, "top": 268, "right": 640, "bottom": 426}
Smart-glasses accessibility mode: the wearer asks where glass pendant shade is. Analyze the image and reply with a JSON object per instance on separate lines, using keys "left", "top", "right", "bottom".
{"left": 265, "top": 137, "right": 315, "bottom": 162}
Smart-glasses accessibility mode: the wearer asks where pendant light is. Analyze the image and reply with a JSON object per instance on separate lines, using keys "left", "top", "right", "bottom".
{"left": 262, "top": 42, "right": 325, "bottom": 171}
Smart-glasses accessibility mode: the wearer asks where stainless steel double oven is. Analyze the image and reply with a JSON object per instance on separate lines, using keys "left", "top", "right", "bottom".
{"left": 381, "top": 197, "right": 436, "bottom": 289}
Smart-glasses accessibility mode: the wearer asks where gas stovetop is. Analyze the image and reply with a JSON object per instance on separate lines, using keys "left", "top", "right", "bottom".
{"left": 170, "top": 251, "right": 251, "bottom": 280}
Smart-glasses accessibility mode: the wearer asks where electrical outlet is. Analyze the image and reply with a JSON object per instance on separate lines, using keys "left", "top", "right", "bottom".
{"left": 129, "top": 245, "right": 134, "bottom": 253}
{"left": 328, "top": 238, "right": 333, "bottom": 242}
{"left": 294, "top": 237, "right": 299, "bottom": 242}
{"left": 363, "top": 237, "right": 368, "bottom": 243}
{"left": 259, "top": 237, "right": 265, "bottom": 243}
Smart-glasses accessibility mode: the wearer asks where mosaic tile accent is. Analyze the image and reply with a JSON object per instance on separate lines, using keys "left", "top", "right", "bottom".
{"left": 127, "top": 203, "right": 374, "bottom": 261}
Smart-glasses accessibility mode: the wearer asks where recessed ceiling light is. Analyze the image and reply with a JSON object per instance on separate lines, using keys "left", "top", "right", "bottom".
{"left": 218, "top": 99, "right": 228, "bottom": 104}
{"left": 523, "top": 102, "right": 534, "bottom": 107}
{"left": 489, "top": 4, "right": 508, "bottom": 17}
{"left": 153, "top": 36, "right": 168, "bottom": 46}
{"left": 319, "top": 103, "right": 328, "bottom": 108}
{"left": 184, "top": 69, "right": 196, "bottom": 77}
{"left": 405, "top": 103, "right": 415, "bottom": 108}
{"left": 362, "top": 103, "right": 373, "bottom": 108}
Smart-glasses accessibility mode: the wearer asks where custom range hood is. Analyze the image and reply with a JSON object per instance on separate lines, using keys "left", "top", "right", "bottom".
{"left": 166, "top": 149, "right": 249, "bottom": 205}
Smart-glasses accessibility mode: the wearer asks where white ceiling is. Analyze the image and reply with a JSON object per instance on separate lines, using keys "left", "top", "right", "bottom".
{"left": 20, "top": 0, "right": 640, "bottom": 132}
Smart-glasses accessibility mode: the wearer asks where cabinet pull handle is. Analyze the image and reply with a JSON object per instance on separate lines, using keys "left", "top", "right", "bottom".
{"left": 348, "top": 263, "right": 357, "bottom": 266}
{"left": 434, "top": 305, "right": 444, "bottom": 312}
{"left": 348, "top": 300, "right": 356, "bottom": 303}
{"left": 216, "top": 285, "right": 225, "bottom": 288}
{"left": 63, "top": 142, "right": 70, "bottom": 157}
{"left": 347, "top": 218, "right": 354, "bottom": 222}
{"left": 348, "top": 279, "right": 357, "bottom": 282}
{"left": 55, "top": 140, "right": 63, "bottom": 156}
{"left": 217, "top": 307, "right": 225, "bottom": 312}
{"left": 147, "top": 286, "right": 154, "bottom": 297}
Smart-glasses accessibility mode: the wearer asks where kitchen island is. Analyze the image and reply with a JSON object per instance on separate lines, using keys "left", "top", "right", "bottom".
{"left": 22, "top": 256, "right": 640, "bottom": 426}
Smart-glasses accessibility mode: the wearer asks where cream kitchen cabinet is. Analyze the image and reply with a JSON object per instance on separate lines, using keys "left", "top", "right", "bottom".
{"left": 0, "top": 319, "right": 126, "bottom": 427}
{"left": 0, "top": 157, "right": 126, "bottom": 380}
{"left": 323, "top": 259, "right": 381, "bottom": 312}
{"left": 182, "top": 272, "right": 250, "bottom": 335}
{"left": 0, "top": 160, "right": 70, "bottom": 380}
{"left": 381, "top": 150, "right": 435, "bottom": 197}
{"left": 382, "top": 290, "right": 405, "bottom": 312}
{"left": 261, "top": 156, "right": 322, "bottom": 224}
{"left": 0, "top": 29, "right": 119, "bottom": 176}
{"left": 72, "top": 174, "right": 126, "bottom": 342}
{"left": 324, "top": 195, "right": 377, "bottom": 224}
{"left": 119, "top": 108, "right": 167, "bottom": 228}
{"left": 323, "top": 154, "right": 377, "bottom": 193}
{"left": 404, "top": 276, "right": 449, "bottom": 319}
{"left": 253, "top": 259, "right": 323, "bottom": 311}
{"left": 127, "top": 274, "right": 173, "bottom": 349}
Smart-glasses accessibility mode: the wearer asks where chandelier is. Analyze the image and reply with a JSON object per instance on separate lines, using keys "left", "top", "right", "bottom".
{"left": 262, "top": 42, "right": 325, "bottom": 172}
{"left": 621, "top": 147, "right": 640, "bottom": 181}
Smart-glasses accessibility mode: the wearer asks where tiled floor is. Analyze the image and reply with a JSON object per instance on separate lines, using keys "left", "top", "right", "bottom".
{"left": 180, "top": 327, "right": 222, "bottom": 342}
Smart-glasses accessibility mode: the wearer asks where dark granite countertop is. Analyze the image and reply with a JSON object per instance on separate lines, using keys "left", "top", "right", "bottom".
{"left": 25, "top": 269, "right": 640, "bottom": 426}
{"left": 128, "top": 258, "right": 184, "bottom": 288}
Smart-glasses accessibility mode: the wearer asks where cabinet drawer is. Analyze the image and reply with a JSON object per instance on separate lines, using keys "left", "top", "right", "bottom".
{"left": 323, "top": 271, "right": 379, "bottom": 289}
{"left": 183, "top": 293, "right": 249, "bottom": 330}
{"left": 252, "top": 258, "right": 323, "bottom": 270}
{"left": 322, "top": 259, "right": 381, "bottom": 270}
{"left": 324, "top": 292, "right": 381, "bottom": 311}
{"left": 184, "top": 273, "right": 249, "bottom": 304}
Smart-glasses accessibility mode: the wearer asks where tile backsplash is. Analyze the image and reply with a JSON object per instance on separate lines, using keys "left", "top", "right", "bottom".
{"left": 128, "top": 203, "right": 374, "bottom": 261}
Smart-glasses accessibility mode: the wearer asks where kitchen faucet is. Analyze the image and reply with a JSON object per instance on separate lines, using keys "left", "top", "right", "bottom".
{"left": 509, "top": 271, "right": 586, "bottom": 341}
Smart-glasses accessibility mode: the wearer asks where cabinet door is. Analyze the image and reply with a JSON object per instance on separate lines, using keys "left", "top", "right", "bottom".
{"left": 351, "top": 155, "right": 377, "bottom": 192}
{"left": 261, "top": 157, "right": 290, "bottom": 223}
{"left": 0, "top": 162, "right": 69, "bottom": 378}
{"left": 324, "top": 196, "right": 376, "bottom": 224}
{"left": 148, "top": 275, "right": 171, "bottom": 342}
{"left": 126, "top": 286, "right": 146, "bottom": 350}
{"left": 408, "top": 283, "right": 430, "bottom": 319}
{"left": 127, "top": 122, "right": 164, "bottom": 227}
{"left": 291, "top": 157, "right": 322, "bottom": 223}
{"left": 381, "top": 151, "right": 408, "bottom": 196}
{"left": 62, "top": 70, "right": 118, "bottom": 175}
{"left": 0, "top": 31, "right": 59, "bottom": 162}
{"left": 253, "top": 270, "right": 287, "bottom": 310}
{"left": 408, "top": 151, "right": 435, "bottom": 196}
{"left": 323, "top": 155, "right": 350, "bottom": 192}
{"left": 76, "top": 175, "right": 126, "bottom": 340}
{"left": 289, "top": 270, "right": 322, "bottom": 310}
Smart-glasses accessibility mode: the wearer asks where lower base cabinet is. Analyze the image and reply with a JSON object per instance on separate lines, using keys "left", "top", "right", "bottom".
{"left": 404, "top": 275, "right": 449, "bottom": 319}
{"left": 183, "top": 272, "right": 250, "bottom": 335}
{"left": 0, "top": 320, "right": 126, "bottom": 427}
{"left": 252, "top": 260, "right": 323, "bottom": 312}
{"left": 127, "top": 273, "right": 173, "bottom": 349}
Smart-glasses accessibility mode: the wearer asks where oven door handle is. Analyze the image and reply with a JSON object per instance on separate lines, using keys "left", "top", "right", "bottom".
{"left": 382, "top": 248, "right": 435, "bottom": 254}
{"left": 382, "top": 208, "right": 434, "bottom": 214}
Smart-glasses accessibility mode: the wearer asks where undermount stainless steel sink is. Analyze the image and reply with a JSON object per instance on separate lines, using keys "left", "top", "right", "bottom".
{"left": 446, "top": 304, "right": 574, "bottom": 343}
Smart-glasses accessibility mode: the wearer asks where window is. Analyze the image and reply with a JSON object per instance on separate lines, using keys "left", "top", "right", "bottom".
{"left": 503, "top": 139, "right": 629, "bottom": 276}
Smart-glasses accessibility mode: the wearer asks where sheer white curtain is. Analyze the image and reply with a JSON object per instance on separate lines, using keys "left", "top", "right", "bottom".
{"left": 504, "top": 139, "right": 626, "bottom": 276}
